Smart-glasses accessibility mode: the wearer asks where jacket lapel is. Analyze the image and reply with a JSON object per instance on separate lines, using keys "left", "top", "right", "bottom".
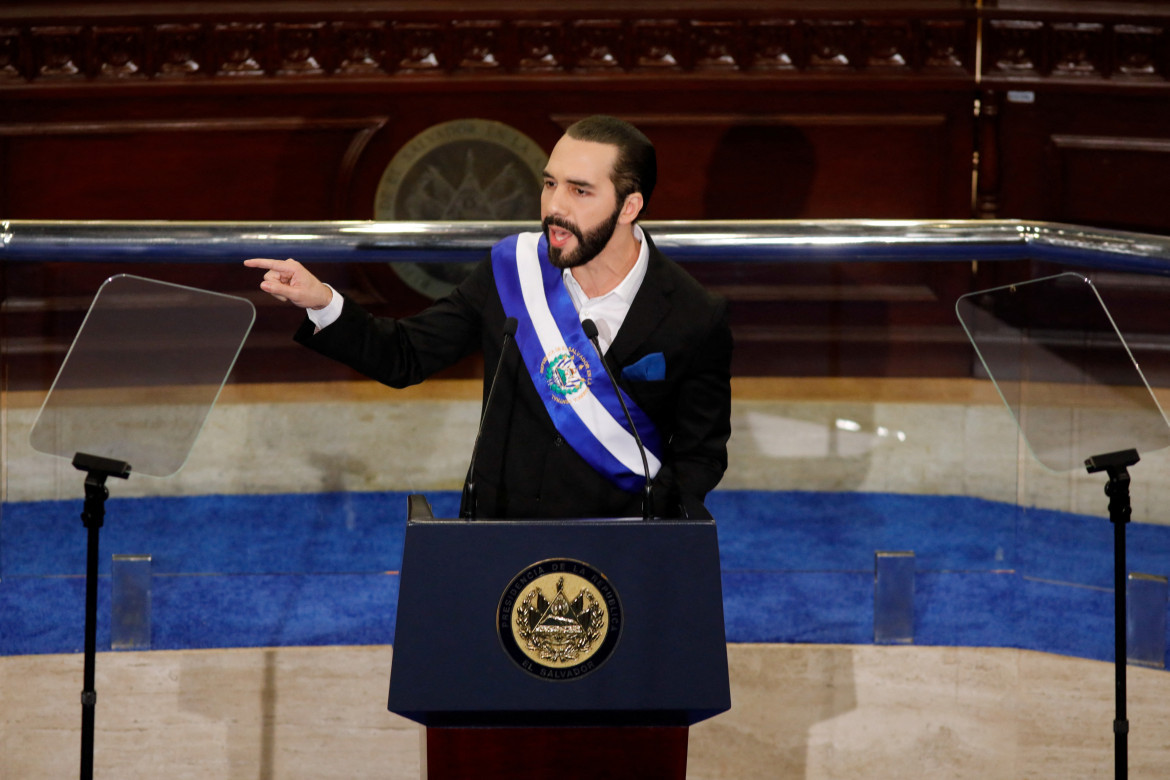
{"left": 605, "top": 236, "right": 674, "bottom": 368}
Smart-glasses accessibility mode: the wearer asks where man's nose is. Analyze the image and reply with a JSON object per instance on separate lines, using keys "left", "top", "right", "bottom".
{"left": 544, "top": 185, "right": 569, "bottom": 217}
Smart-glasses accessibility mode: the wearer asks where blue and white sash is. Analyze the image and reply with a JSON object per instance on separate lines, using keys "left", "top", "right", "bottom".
{"left": 492, "top": 232, "right": 663, "bottom": 493}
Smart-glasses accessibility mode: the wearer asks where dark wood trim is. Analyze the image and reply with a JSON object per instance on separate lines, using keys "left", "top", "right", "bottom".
{"left": 1050, "top": 133, "right": 1170, "bottom": 153}
{"left": 975, "top": 89, "right": 1001, "bottom": 218}
{"left": 0, "top": 116, "right": 387, "bottom": 135}
{"left": 0, "top": 8, "right": 980, "bottom": 88}
{"left": 422, "top": 725, "right": 689, "bottom": 780}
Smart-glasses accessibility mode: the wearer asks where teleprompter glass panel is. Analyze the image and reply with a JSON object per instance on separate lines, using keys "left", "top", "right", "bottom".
{"left": 956, "top": 272, "right": 1170, "bottom": 472}
{"left": 29, "top": 275, "right": 255, "bottom": 477}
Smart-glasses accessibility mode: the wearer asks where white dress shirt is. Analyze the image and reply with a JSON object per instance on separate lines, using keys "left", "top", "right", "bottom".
{"left": 563, "top": 223, "right": 648, "bottom": 353}
{"left": 309, "top": 224, "right": 649, "bottom": 354}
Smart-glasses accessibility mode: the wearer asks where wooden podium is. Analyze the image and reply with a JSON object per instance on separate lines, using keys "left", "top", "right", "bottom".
{"left": 388, "top": 497, "right": 731, "bottom": 780}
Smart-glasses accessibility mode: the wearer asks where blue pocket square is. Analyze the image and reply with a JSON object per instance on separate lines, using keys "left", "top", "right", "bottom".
{"left": 621, "top": 352, "right": 666, "bottom": 382}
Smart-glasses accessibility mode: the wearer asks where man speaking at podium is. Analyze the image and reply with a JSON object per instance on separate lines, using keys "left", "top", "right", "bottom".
{"left": 246, "top": 116, "right": 732, "bottom": 520}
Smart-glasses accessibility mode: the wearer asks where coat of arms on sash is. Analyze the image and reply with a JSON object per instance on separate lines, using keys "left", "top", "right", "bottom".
{"left": 539, "top": 346, "right": 593, "bottom": 404}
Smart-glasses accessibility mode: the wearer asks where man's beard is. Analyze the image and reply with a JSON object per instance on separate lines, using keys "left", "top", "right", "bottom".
{"left": 543, "top": 203, "right": 622, "bottom": 270}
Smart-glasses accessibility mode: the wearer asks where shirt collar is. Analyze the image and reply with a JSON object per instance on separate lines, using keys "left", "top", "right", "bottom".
{"left": 563, "top": 223, "right": 649, "bottom": 304}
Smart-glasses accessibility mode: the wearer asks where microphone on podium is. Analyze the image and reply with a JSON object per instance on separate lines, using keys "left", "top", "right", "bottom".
{"left": 581, "top": 318, "right": 653, "bottom": 521}
{"left": 461, "top": 316, "right": 519, "bottom": 520}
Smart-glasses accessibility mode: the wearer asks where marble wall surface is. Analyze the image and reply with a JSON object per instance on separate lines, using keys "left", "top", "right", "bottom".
{"left": 3, "top": 643, "right": 1167, "bottom": 779}
{"left": 5, "top": 378, "right": 1170, "bottom": 777}
{"left": 5, "top": 378, "right": 1170, "bottom": 524}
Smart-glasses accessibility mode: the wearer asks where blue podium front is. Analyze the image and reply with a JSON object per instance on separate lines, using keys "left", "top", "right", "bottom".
{"left": 388, "top": 516, "right": 731, "bottom": 730}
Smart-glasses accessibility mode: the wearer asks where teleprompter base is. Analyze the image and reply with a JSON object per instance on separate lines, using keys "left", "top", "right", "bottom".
{"left": 422, "top": 725, "right": 688, "bottom": 780}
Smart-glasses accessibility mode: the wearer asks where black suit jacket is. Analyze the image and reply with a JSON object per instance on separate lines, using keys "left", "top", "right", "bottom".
{"left": 295, "top": 231, "right": 732, "bottom": 520}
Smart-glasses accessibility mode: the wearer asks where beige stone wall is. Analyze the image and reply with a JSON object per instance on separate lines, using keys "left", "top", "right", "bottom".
{"left": 6, "top": 378, "right": 1170, "bottom": 524}
{"left": 3, "top": 644, "right": 1167, "bottom": 779}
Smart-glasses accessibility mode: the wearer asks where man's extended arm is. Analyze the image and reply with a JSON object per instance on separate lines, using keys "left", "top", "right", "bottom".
{"left": 246, "top": 256, "right": 495, "bottom": 389}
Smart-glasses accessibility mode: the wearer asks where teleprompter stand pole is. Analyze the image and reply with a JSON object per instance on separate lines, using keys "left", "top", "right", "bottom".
{"left": 73, "top": 452, "right": 131, "bottom": 780}
{"left": 1085, "top": 448, "right": 1139, "bottom": 780}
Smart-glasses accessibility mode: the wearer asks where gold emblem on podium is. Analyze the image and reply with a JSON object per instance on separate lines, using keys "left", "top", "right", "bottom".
{"left": 498, "top": 559, "right": 622, "bottom": 680}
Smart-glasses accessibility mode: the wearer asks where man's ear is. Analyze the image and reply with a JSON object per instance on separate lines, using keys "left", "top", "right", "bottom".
{"left": 619, "top": 192, "right": 644, "bottom": 224}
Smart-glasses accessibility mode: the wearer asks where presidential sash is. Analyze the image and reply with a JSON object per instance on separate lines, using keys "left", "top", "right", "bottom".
{"left": 492, "top": 232, "right": 663, "bottom": 493}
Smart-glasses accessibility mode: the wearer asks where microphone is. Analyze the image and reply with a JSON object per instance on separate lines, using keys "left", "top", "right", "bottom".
{"left": 581, "top": 318, "right": 653, "bottom": 521}
{"left": 461, "top": 316, "right": 518, "bottom": 520}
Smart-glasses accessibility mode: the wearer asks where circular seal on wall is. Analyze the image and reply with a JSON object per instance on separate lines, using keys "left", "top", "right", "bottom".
{"left": 374, "top": 118, "right": 548, "bottom": 299}
{"left": 498, "top": 558, "right": 622, "bottom": 681}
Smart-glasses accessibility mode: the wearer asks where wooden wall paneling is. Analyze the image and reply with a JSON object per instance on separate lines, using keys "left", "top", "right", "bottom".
{"left": 1047, "top": 133, "right": 1170, "bottom": 233}
{"left": 0, "top": 2, "right": 994, "bottom": 385}
{"left": 605, "top": 108, "right": 969, "bottom": 221}
{"left": 991, "top": 90, "right": 1170, "bottom": 233}
{"left": 537, "top": 103, "right": 973, "bottom": 222}
{"left": 0, "top": 4, "right": 982, "bottom": 226}
{"left": 0, "top": 90, "right": 977, "bottom": 222}
{"left": 1, "top": 116, "right": 388, "bottom": 220}
{"left": 331, "top": 83, "right": 978, "bottom": 221}
{"left": 979, "top": 2, "right": 1170, "bottom": 233}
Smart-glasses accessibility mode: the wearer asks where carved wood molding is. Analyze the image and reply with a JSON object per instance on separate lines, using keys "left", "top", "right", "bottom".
{"left": 0, "top": 13, "right": 978, "bottom": 86}
{"left": 983, "top": 12, "right": 1170, "bottom": 85}
{"left": 5, "top": 7, "right": 1165, "bottom": 90}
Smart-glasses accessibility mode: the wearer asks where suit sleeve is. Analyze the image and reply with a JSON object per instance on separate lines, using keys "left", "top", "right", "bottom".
{"left": 653, "top": 296, "right": 733, "bottom": 519}
{"left": 293, "top": 258, "right": 495, "bottom": 388}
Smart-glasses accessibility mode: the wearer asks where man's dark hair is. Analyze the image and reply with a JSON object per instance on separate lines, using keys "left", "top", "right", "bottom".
{"left": 565, "top": 115, "right": 657, "bottom": 214}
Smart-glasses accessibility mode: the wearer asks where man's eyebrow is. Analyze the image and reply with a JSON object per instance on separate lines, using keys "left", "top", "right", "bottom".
{"left": 542, "top": 169, "right": 597, "bottom": 190}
